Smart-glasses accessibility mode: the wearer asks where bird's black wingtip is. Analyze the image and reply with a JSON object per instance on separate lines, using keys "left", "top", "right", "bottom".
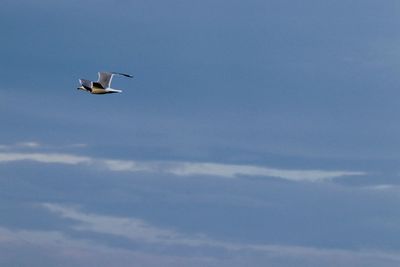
{"left": 112, "top": 72, "right": 134, "bottom": 78}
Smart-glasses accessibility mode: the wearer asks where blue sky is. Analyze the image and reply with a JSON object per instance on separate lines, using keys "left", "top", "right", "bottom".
{"left": 2, "top": 0, "right": 400, "bottom": 266}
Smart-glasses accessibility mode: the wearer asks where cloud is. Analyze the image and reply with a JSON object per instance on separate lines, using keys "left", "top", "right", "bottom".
{"left": 103, "top": 159, "right": 364, "bottom": 182}
{"left": 0, "top": 152, "right": 91, "bottom": 165}
{"left": 42, "top": 203, "right": 188, "bottom": 245}
{"left": 16, "top": 141, "right": 41, "bottom": 148}
{"left": 0, "top": 226, "right": 218, "bottom": 267}
{"left": 0, "top": 141, "right": 42, "bottom": 150}
{"left": 361, "top": 184, "right": 400, "bottom": 192}
{"left": 38, "top": 203, "right": 400, "bottom": 266}
{"left": 0, "top": 142, "right": 88, "bottom": 150}
{"left": 0, "top": 150, "right": 364, "bottom": 182}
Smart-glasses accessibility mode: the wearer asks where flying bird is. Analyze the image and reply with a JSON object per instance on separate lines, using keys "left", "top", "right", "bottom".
{"left": 77, "top": 72, "right": 133, "bottom": 94}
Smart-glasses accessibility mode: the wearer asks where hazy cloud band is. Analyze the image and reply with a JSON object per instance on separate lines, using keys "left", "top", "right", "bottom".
{"left": 0, "top": 151, "right": 365, "bottom": 182}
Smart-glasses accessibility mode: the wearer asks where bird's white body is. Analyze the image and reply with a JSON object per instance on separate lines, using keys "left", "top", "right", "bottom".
{"left": 77, "top": 72, "right": 132, "bottom": 94}
{"left": 79, "top": 86, "right": 122, "bottom": 94}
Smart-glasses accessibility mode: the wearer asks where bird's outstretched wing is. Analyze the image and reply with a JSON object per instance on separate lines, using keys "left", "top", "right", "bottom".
{"left": 97, "top": 72, "right": 133, "bottom": 88}
{"left": 97, "top": 72, "right": 113, "bottom": 89}
{"left": 79, "top": 79, "right": 93, "bottom": 89}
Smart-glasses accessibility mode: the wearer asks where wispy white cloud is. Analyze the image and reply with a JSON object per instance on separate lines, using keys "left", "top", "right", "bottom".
{"left": 43, "top": 203, "right": 198, "bottom": 246}
{"left": 0, "top": 226, "right": 218, "bottom": 267}
{"left": 1, "top": 225, "right": 400, "bottom": 267}
{"left": 103, "top": 159, "right": 364, "bottom": 182}
{"left": 0, "top": 150, "right": 364, "bottom": 182}
{"left": 0, "top": 152, "right": 91, "bottom": 165}
{"left": 0, "top": 141, "right": 42, "bottom": 150}
{"left": 39, "top": 203, "right": 400, "bottom": 265}
{"left": 0, "top": 226, "right": 83, "bottom": 247}
{"left": 361, "top": 184, "right": 400, "bottom": 192}
{"left": 0, "top": 141, "right": 88, "bottom": 150}
{"left": 16, "top": 141, "right": 41, "bottom": 148}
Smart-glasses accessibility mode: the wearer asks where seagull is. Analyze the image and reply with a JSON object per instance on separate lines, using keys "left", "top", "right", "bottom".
{"left": 77, "top": 71, "right": 133, "bottom": 94}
